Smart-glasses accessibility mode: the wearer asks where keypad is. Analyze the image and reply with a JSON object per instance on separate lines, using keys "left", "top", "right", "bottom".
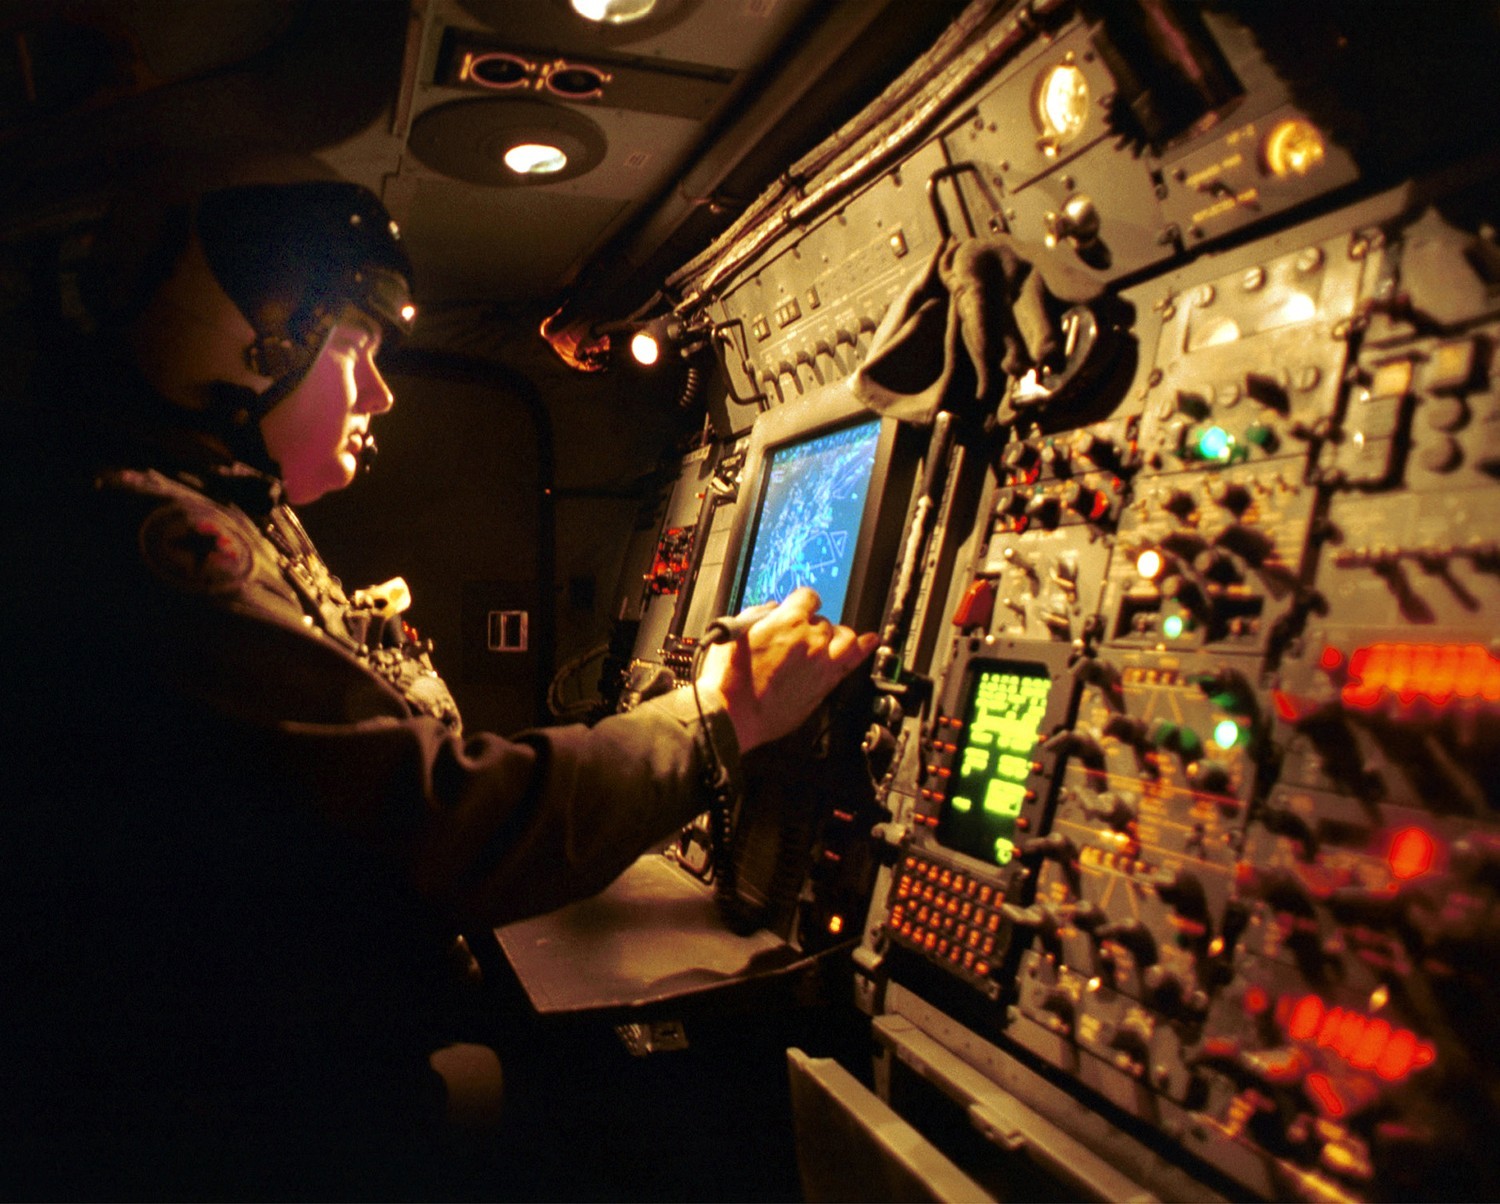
{"left": 886, "top": 851, "right": 1006, "bottom": 983}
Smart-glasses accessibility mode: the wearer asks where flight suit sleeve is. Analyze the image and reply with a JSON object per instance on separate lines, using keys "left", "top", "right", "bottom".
{"left": 261, "top": 689, "right": 741, "bottom": 928}
{"left": 80, "top": 473, "right": 742, "bottom": 929}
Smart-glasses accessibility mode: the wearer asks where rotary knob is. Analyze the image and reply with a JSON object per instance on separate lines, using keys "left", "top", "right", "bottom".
{"left": 1044, "top": 194, "right": 1101, "bottom": 249}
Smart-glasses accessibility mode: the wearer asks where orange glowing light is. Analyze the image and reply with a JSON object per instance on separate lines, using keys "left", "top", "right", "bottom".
{"left": 1387, "top": 827, "right": 1436, "bottom": 881}
{"left": 1281, "top": 993, "right": 1435, "bottom": 1082}
{"left": 827, "top": 914, "right": 845, "bottom": 935}
{"left": 1350, "top": 1018, "right": 1392, "bottom": 1071}
{"left": 1136, "top": 549, "right": 1164, "bottom": 579}
{"left": 1342, "top": 642, "right": 1500, "bottom": 709}
{"left": 1243, "top": 985, "right": 1271, "bottom": 1015}
{"left": 1288, "top": 994, "right": 1324, "bottom": 1041}
{"left": 1320, "top": 646, "right": 1344, "bottom": 671}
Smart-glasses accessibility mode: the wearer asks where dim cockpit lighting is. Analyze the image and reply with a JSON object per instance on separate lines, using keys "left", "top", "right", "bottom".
{"left": 571, "top": 0, "right": 657, "bottom": 23}
{"left": 504, "top": 143, "right": 569, "bottom": 175}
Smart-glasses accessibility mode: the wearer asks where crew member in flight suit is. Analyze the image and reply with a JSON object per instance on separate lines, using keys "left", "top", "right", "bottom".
{"left": 1, "top": 162, "right": 875, "bottom": 1198}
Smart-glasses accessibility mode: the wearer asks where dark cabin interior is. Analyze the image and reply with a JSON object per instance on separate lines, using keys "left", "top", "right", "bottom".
{"left": 5, "top": 1, "right": 1500, "bottom": 1201}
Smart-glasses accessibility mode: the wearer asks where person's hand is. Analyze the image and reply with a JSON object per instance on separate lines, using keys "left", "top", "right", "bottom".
{"left": 695, "top": 587, "right": 880, "bottom": 753}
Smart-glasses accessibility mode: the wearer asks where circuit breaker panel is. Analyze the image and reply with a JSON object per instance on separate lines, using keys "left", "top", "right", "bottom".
{"left": 610, "top": 2, "right": 1500, "bottom": 1199}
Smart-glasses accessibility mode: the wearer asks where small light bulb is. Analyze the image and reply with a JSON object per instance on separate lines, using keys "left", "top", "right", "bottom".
{"left": 571, "top": 0, "right": 657, "bottom": 23}
{"left": 504, "top": 143, "right": 568, "bottom": 175}
{"left": 630, "top": 330, "right": 661, "bottom": 365}
{"left": 1162, "top": 613, "right": 1185, "bottom": 639}
{"left": 1213, "top": 719, "right": 1240, "bottom": 748}
{"left": 400, "top": 304, "right": 416, "bottom": 323}
{"left": 1136, "top": 549, "right": 1164, "bottom": 579}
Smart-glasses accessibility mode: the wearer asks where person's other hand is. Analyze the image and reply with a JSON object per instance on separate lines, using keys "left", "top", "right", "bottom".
{"left": 695, "top": 587, "right": 879, "bottom": 753}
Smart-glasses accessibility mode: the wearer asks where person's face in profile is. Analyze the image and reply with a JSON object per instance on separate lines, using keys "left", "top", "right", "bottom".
{"left": 259, "top": 309, "right": 392, "bottom": 504}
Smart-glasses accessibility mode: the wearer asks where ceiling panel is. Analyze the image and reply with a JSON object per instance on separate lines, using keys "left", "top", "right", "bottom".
{"left": 452, "top": 0, "right": 815, "bottom": 72}
{"left": 401, "top": 177, "right": 629, "bottom": 303}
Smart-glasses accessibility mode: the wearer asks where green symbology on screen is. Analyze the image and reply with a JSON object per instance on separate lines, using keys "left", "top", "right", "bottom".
{"left": 937, "top": 665, "right": 1052, "bottom": 867}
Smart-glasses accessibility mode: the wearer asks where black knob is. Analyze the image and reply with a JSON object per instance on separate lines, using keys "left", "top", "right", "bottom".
{"left": 1104, "top": 713, "right": 1149, "bottom": 744}
{"left": 1187, "top": 759, "right": 1231, "bottom": 794}
{"left": 1072, "top": 430, "right": 1119, "bottom": 469}
{"left": 1063, "top": 480, "right": 1107, "bottom": 519}
{"left": 1083, "top": 790, "right": 1139, "bottom": 831}
{"left": 1207, "top": 478, "right": 1252, "bottom": 511}
{"left": 1097, "top": 919, "right": 1159, "bottom": 967}
{"left": 994, "top": 488, "right": 1030, "bottom": 518}
{"left": 1002, "top": 441, "right": 1041, "bottom": 476}
{"left": 1194, "top": 547, "right": 1243, "bottom": 585}
{"left": 1025, "top": 493, "right": 1062, "bottom": 528}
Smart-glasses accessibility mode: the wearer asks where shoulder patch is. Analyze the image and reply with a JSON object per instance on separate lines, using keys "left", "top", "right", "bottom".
{"left": 138, "top": 502, "right": 254, "bottom": 595}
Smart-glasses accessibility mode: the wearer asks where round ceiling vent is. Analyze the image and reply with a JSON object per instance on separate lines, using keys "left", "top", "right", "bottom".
{"left": 408, "top": 97, "right": 608, "bottom": 186}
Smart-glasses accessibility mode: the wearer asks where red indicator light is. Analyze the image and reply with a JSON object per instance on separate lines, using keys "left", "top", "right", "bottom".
{"left": 1350, "top": 1018, "right": 1392, "bottom": 1071}
{"left": 1244, "top": 985, "right": 1271, "bottom": 1015}
{"left": 1333, "top": 1010, "right": 1366, "bottom": 1060}
{"left": 1320, "top": 646, "right": 1344, "bottom": 671}
{"left": 1272, "top": 689, "right": 1303, "bottom": 721}
{"left": 1306, "top": 1072, "right": 1347, "bottom": 1118}
{"left": 1343, "top": 642, "right": 1500, "bottom": 708}
{"left": 1374, "top": 1030, "right": 1436, "bottom": 1081}
{"left": 1387, "top": 827, "right": 1436, "bottom": 881}
{"left": 1288, "top": 994, "right": 1324, "bottom": 1041}
{"left": 1280, "top": 993, "right": 1436, "bottom": 1082}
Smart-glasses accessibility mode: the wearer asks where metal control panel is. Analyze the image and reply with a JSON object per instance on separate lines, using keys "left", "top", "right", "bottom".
{"left": 612, "top": 3, "right": 1500, "bottom": 1198}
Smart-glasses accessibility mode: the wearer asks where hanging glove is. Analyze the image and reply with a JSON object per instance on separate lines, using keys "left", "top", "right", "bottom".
{"left": 940, "top": 232, "right": 1103, "bottom": 412}
{"left": 852, "top": 232, "right": 1104, "bottom": 427}
{"left": 849, "top": 241, "right": 964, "bottom": 426}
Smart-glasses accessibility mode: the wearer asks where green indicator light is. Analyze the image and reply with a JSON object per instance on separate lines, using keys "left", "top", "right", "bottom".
{"left": 1213, "top": 719, "right": 1241, "bottom": 748}
{"left": 1162, "top": 614, "right": 1185, "bottom": 639}
{"left": 1197, "top": 425, "right": 1234, "bottom": 462}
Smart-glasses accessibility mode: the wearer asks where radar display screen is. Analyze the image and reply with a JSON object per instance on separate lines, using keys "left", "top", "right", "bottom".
{"left": 736, "top": 417, "right": 882, "bottom": 621}
{"left": 936, "top": 662, "right": 1053, "bottom": 867}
